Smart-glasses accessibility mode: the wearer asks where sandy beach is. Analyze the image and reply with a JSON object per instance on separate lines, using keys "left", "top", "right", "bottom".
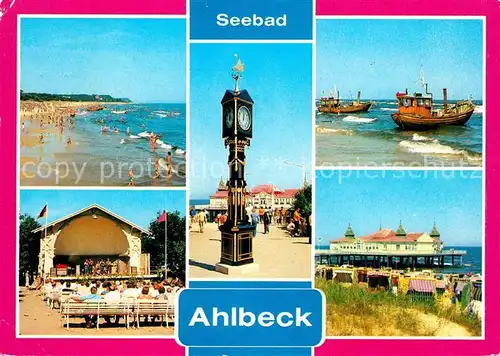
{"left": 18, "top": 288, "right": 174, "bottom": 336}
{"left": 189, "top": 222, "right": 312, "bottom": 279}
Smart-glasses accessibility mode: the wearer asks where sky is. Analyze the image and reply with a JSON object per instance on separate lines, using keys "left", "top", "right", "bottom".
{"left": 315, "top": 170, "right": 483, "bottom": 247}
{"left": 21, "top": 18, "right": 186, "bottom": 103}
{"left": 317, "top": 19, "right": 483, "bottom": 100}
{"left": 20, "top": 190, "right": 186, "bottom": 230}
{"left": 190, "top": 43, "right": 312, "bottom": 198}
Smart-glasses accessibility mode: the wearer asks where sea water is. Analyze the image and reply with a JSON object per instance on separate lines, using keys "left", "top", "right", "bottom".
{"left": 315, "top": 245, "right": 482, "bottom": 275}
{"left": 316, "top": 100, "right": 483, "bottom": 167}
{"left": 52, "top": 103, "right": 186, "bottom": 186}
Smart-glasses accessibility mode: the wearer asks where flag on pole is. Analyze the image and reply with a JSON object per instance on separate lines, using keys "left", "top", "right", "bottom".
{"left": 158, "top": 210, "right": 167, "bottom": 223}
{"left": 37, "top": 204, "right": 47, "bottom": 219}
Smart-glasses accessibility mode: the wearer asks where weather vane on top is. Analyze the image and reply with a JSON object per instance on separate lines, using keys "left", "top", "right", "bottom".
{"left": 232, "top": 54, "right": 244, "bottom": 93}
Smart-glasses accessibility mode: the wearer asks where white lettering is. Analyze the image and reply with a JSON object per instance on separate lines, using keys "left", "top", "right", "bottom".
{"left": 100, "top": 162, "right": 114, "bottom": 184}
{"left": 216, "top": 13, "right": 229, "bottom": 26}
{"left": 276, "top": 311, "right": 293, "bottom": 327}
{"left": 213, "top": 307, "right": 229, "bottom": 326}
{"left": 295, "top": 308, "right": 312, "bottom": 327}
{"left": 257, "top": 312, "right": 275, "bottom": 327}
{"left": 239, "top": 307, "right": 256, "bottom": 327}
{"left": 189, "top": 307, "right": 210, "bottom": 326}
{"left": 216, "top": 13, "right": 287, "bottom": 27}
{"left": 73, "top": 162, "right": 87, "bottom": 185}
{"left": 188, "top": 307, "right": 313, "bottom": 327}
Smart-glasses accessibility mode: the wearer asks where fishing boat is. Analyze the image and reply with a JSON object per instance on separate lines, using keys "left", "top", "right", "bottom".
{"left": 318, "top": 90, "right": 372, "bottom": 114}
{"left": 391, "top": 69, "right": 475, "bottom": 130}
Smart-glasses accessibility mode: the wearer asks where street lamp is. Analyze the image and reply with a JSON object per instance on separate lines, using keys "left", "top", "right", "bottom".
{"left": 283, "top": 159, "right": 309, "bottom": 187}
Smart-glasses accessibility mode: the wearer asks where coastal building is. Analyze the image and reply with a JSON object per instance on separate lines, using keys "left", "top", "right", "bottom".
{"left": 33, "top": 204, "right": 151, "bottom": 277}
{"left": 316, "top": 221, "right": 465, "bottom": 269}
{"left": 330, "top": 222, "right": 444, "bottom": 253}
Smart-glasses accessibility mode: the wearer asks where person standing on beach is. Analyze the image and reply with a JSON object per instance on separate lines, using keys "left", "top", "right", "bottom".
{"left": 128, "top": 168, "right": 135, "bottom": 186}
{"left": 154, "top": 159, "right": 160, "bottom": 179}
{"left": 293, "top": 208, "right": 301, "bottom": 236}
{"left": 21, "top": 122, "right": 26, "bottom": 134}
{"left": 38, "top": 133, "right": 44, "bottom": 144}
{"left": 126, "top": 127, "right": 130, "bottom": 136}
{"left": 166, "top": 151, "right": 173, "bottom": 176}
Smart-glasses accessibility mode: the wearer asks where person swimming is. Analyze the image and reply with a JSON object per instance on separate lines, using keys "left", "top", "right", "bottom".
{"left": 128, "top": 168, "right": 135, "bottom": 186}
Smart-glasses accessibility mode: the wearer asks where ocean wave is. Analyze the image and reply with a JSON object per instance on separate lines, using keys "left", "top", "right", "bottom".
{"left": 156, "top": 139, "right": 173, "bottom": 150}
{"left": 411, "top": 133, "right": 438, "bottom": 142}
{"left": 380, "top": 108, "right": 397, "bottom": 111}
{"left": 137, "top": 131, "right": 150, "bottom": 138}
{"left": 343, "top": 116, "right": 376, "bottom": 123}
{"left": 474, "top": 105, "right": 483, "bottom": 114}
{"left": 399, "top": 140, "right": 482, "bottom": 161}
{"left": 154, "top": 113, "right": 168, "bottom": 118}
{"left": 129, "top": 135, "right": 140, "bottom": 139}
{"left": 176, "top": 148, "right": 185, "bottom": 155}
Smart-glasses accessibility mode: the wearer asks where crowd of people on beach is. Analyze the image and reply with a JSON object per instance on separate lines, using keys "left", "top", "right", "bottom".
{"left": 28, "top": 276, "right": 184, "bottom": 328}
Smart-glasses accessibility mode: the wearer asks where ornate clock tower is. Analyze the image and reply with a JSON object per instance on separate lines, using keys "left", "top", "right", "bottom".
{"left": 218, "top": 56, "right": 255, "bottom": 267}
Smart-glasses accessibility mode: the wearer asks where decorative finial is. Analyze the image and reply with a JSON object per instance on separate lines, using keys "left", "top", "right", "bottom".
{"left": 396, "top": 220, "right": 406, "bottom": 237}
{"left": 232, "top": 54, "right": 244, "bottom": 94}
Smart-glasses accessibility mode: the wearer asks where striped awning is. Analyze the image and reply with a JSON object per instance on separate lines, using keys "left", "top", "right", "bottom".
{"left": 409, "top": 279, "right": 436, "bottom": 293}
{"left": 436, "top": 280, "right": 446, "bottom": 289}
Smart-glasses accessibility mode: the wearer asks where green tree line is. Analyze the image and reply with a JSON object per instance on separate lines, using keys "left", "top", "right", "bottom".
{"left": 20, "top": 90, "right": 131, "bottom": 103}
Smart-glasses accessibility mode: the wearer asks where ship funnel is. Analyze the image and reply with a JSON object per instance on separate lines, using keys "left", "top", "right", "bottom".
{"left": 357, "top": 91, "right": 361, "bottom": 103}
{"left": 443, "top": 88, "right": 448, "bottom": 113}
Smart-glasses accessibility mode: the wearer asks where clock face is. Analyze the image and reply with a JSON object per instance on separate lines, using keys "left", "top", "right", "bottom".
{"left": 224, "top": 108, "right": 234, "bottom": 128}
{"left": 238, "top": 106, "right": 251, "bottom": 131}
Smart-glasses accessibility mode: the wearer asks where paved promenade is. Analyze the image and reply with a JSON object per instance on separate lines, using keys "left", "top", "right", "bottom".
{"left": 189, "top": 222, "right": 311, "bottom": 279}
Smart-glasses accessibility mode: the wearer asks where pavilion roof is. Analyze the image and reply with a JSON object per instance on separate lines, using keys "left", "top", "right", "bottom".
{"left": 32, "top": 203, "right": 150, "bottom": 235}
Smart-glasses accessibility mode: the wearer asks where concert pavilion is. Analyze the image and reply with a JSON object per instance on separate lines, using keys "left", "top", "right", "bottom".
{"left": 33, "top": 204, "right": 151, "bottom": 278}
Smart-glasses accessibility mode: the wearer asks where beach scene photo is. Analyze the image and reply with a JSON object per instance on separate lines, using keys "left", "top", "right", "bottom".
{"left": 18, "top": 190, "right": 186, "bottom": 336}
{"left": 19, "top": 18, "right": 186, "bottom": 186}
{"left": 316, "top": 19, "right": 483, "bottom": 167}
{"left": 189, "top": 44, "right": 313, "bottom": 279}
{"left": 315, "top": 170, "right": 483, "bottom": 337}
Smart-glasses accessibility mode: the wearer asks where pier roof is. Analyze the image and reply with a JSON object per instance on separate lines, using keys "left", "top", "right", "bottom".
{"left": 330, "top": 228, "right": 441, "bottom": 244}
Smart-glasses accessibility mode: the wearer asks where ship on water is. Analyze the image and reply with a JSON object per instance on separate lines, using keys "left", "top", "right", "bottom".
{"left": 391, "top": 68, "right": 475, "bottom": 130}
{"left": 318, "top": 87, "right": 372, "bottom": 114}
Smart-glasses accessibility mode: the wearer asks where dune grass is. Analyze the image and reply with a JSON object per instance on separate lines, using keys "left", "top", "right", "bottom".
{"left": 316, "top": 278, "right": 481, "bottom": 337}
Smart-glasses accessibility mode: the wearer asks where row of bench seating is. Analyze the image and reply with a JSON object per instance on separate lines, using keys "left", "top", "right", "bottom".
{"left": 61, "top": 300, "right": 176, "bottom": 330}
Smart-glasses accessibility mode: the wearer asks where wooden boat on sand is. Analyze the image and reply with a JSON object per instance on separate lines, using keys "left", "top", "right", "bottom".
{"left": 319, "top": 90, "right": 372, "bottom": 114}
{"left": 392, "top": 86, "right": 475, "bottom": 131}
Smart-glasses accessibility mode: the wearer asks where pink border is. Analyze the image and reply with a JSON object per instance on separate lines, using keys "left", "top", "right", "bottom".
{"left": 315, "top": 0, "right": 500, "bottom": 355}
{"left": 0, "top": 0, "right": 185, "bottom": 355}
{"left": 2, "top": 0, "right": 499, "bottom": 354}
